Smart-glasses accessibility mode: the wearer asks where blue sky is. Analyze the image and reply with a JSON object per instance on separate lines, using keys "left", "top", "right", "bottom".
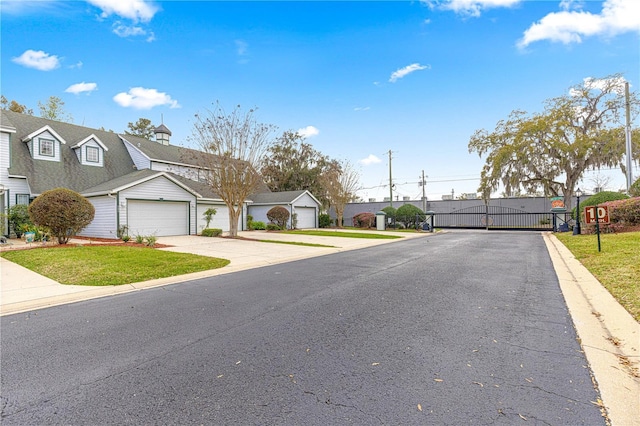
{"left": 2, "top": 0, "right": 639, "bottom": 201}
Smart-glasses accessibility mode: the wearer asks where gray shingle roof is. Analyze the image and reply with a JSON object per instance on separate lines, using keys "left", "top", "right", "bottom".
{"left": 2, "top": 110, "right": 272, "bottom": 199}
{"left": 249, "top": 190, "right": 309, "bottom": 204}
{"left": 3, "top": 110, "right": 136, "bottom": 195}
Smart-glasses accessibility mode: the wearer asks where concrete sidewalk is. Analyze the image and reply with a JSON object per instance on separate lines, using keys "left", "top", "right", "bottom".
{"left": 1, "top": 230, "right": 637, "bottom": 425}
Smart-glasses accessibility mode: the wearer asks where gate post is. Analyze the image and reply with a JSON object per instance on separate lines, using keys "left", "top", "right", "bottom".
{"left": 426, "top": 211, "right": 435, "bottom": 233}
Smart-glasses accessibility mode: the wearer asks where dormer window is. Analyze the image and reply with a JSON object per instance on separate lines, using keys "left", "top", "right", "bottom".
{"left": 71, "top": 134, "right": 108, "bottom": 167}
{"left": 86, "top": 146, "right": 99, "bottom": 163}
{"left": 39, "top": 138, "right": 55, "bottom": 157}
{"left": 22, "top": 125, "right": 66, "bottom": 162}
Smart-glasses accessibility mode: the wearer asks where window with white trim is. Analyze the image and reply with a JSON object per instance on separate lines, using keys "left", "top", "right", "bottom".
{"left": 39, "top": 138, "right": 54, "bottom": 157}
{"left": 16, "top": 194, "right": 30, "bottom": 205}
{"left": 86, "top": 146, "right": 99, "bottom": 163}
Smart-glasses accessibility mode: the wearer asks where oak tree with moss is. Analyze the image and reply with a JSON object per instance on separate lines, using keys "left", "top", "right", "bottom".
{"left": 469, "top": 74, "right": 639, "bottom": 209}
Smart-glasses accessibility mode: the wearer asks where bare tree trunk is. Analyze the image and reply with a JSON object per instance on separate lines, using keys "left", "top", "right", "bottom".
{"left": 228, "top": 204, "right": 241, "bottom": 237}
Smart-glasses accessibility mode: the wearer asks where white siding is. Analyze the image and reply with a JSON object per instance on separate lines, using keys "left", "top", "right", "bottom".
{"left": 79, "top": 196, "right": 117, "bottom": 239}
{"left": 196, "top": 202, "right": 233, "bottom": 232}
{"left": 248, "top": 204, "right": 294, "bottom": 228}
{"left": 77, "top": 139, "right": 105, "bottom": 167}
{"left": 32, "top": 132, "right": 62, "bottom": 162}
{"left": 119, "top": 175, "right": 196, "bottom": 235}
{"left": 152, "top": 161, "right": 208, "bottom": 183}
{"left": 122, "top": 140, "right": 151, "bottom": 170}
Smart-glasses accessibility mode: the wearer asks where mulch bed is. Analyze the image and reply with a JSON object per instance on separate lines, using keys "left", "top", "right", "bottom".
{"left": 1, "top": 236, "right": 172, "bottom": 252}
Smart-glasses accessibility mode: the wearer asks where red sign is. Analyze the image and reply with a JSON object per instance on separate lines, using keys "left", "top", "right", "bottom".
{"left": 584, "top": 206, "right": 610, "bottom": 225}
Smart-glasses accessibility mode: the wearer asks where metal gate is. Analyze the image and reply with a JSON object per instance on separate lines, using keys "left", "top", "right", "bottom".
{"left": 432, "top": 205, "right": 556, "bottom": 231}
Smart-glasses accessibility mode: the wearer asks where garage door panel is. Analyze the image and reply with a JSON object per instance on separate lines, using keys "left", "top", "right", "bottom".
{"left": 295, "top": 207, "right": 316, "bottom": 229}
{"left": 128, "top": 201, "right": 189, "bottom": 237}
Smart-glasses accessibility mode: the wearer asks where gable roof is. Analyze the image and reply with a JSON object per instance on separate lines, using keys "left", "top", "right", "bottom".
{"left": 81, "top": 169, "right": 202, "bottom": 197}
{"left": 250, "top": 190, "right": 320, "bottom": 206}
{"left": 71, "top": 134, "right": 109, "bottom": 151}
{"left": 1, "top": 109, "right": 272, "bottom": 199}
{"left": 21, "top": 124, "right": 66, "bottom": 145}
{"left": 3, "top": 110, "right": 136, "bottom": 195}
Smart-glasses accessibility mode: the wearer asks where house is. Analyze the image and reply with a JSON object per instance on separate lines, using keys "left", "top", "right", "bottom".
{"left": 0, "top": 110, "right": 321, "bottom": 238}
{"left": 248, "top": 190, "right": 320, "bottom": 229}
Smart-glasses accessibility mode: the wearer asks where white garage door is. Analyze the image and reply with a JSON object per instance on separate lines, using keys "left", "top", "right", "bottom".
{"left": 128, "top": 200, "right": 189, "bottom": 237}
{"left": 295, "top": 207, "right": 316, "bottom": 229}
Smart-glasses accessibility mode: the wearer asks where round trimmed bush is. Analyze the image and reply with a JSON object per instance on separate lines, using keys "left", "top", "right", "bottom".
{"left": 395, "top": 204, "right": 425, "bottom": 229}
{"left": 28, "top": 188, "right": 95, "bottom": 244}
{"left": 266, "top": 206, "right": 290, "bottom": 229}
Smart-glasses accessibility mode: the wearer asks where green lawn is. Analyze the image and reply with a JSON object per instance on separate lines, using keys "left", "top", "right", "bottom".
{"left": 284, "top": 230, "right": 402, "bottom": 239}
{"left": 555, "top": 232, "right": 640, "bottom": 322}
{"left": 1, "top": 245, "right": 229, "bottom": 286}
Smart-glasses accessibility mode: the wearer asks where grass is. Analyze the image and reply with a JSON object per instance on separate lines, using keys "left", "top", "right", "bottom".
{"left": 1, "top": 245, "right": 229, "bottom": 286}
{"left": 284, "top": 230, "right": 402, "bottom": 239}
{"left": 555, "top": 232, "right": 640, "bottom": 322}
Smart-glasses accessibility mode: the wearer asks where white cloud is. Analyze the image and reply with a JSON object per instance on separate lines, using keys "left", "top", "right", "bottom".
{"left": 518, "top": 0, "right": 640, "bottom": 48}
{"left": 12, "top": 49, "right": 60, "bottom": 71}
{"left": 113, "top": 87, "right": 180, "bottom": 109}
{"left": 359, "top": 154, "right": 382, "bottom": 166}
{"left": 354, "top": 106, "right": 371, "bottom": 111}
{"left": 65, "top": 82, "right": 98, "bottom": 95}
{"left": 297, "top": 126, "right": 320, "bottom": 138}
{"left": 423, "top": 0, "right": 521, "bottom": 17}
{"left": 389, "top": 63, "right": 430, "bottom": 83}
{"left": 87, "top": 0, "right": 158, "bottom": 23}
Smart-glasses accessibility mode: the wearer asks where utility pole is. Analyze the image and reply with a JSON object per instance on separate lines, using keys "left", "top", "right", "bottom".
{"left": 388, "top": 150, "right": 393, "bottom": 207}
{"left": 419, "top": 170, "right": 427, "bottom": 212}
{"left": 625, "top": 82, "right": 634, "bottom": 193}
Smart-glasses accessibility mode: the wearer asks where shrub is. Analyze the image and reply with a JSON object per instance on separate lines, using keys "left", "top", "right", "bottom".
{"left": 395, "top": 204, "right": 425, "bottom": 229}
{"left": 8, "top": 204, "right": 32, "bottom": 238}
{"left": 352, "top": 212, "right": 375, "bottom": 228}
{"left": 202, "top": 228, "right": 223, "bottom": 237}
{"left": 28, "top": 188, "right": 95, "bottom": 244}
{"left": 630, "top": 177, "right": 640, "bottom": 197}
{"left": 291, "top": 213, "right": 298, "bottom": 230}
{"left": 247, "top": 214, "right": 254, "bottom": 231}
{"left": 574, "top": 191, "right": 628, "bottom": 219}
{"left": 381, "top": 206, "right": 396, "bottom": 220}
{"left": 583, "top": 197, "right": 640, "bottom": 233}
{"left": 266, "top": 206, "right": 290, "bottom": 229}
{"left": 251, "top": 221, "right": 266, "bottom": 230}
{"left": 203, "top": 208, "right": 217, "bottom": 228}
{"left": 144, "top": 235, "right": 157, "bottom": 247}
{"left": 319, "top": 213, "right": 331, "bottom": 228}
{"left": 117, "top": 225, "right": 129, "bottom": 239}
{"left": 135, "top": 234, "right": 145, "bottom": 244}
{"left": 266, "top": 223, "right": 281, "bottom": 231}
{"left": 122, "top": 235, "right": 131, "bottom": 242}
{"left": 382, "top": 206, "right": 397, "bottom": 228}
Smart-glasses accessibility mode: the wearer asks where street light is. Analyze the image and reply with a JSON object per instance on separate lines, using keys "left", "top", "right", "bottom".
{"left": 573, "top": 188, "right": 583, "bottom": 235}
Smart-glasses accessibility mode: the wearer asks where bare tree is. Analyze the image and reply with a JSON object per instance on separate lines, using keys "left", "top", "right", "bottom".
{"left": 324, "top": 160, "right": 360, "bottom": 228}
{"left": 189, "top": 103, "right": 276, "bottom": 237}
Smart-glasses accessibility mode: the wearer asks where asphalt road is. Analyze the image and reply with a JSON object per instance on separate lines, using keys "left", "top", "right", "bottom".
{"left": 1, "top": 231, "right": 604, "bottom": 425}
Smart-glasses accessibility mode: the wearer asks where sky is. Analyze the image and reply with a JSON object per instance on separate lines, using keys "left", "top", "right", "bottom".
{"left": 1, "top": 0, "right": 639, "bottom": 202}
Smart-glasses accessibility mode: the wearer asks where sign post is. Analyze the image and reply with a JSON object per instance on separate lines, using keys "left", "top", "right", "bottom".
{"left": 583, "top": 205, "right": 610, "bottom": 252}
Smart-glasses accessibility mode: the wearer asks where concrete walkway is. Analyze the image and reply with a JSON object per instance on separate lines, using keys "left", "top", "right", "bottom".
{"left": 0, "top": 230, "right": 638, "bottom": 425}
